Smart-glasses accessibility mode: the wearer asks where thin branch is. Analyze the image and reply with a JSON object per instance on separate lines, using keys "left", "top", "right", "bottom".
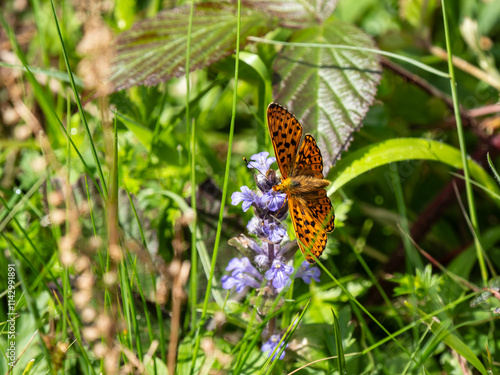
{"left": 381, "top": 57, "right": 457, "bottom": 113}
{"left": 468, "top": 104, "right": 500, "bottom": 118}
{"left": 429, "top": 45, "right": 500, "bottom": 91}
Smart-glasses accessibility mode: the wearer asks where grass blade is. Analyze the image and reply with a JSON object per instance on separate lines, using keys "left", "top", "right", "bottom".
{"left": 331, "top": 309, "right": 347, "bottom": 374}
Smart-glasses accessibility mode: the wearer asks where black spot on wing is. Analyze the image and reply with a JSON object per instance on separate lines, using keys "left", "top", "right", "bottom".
{"left": 293, "top": 134, "right": 324, "bottom": 179}
{"left": 267, "top": 103, "right": 303, "bottom": 179}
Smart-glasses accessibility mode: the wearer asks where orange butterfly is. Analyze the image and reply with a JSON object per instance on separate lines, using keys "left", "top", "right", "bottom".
{"left": 267, "top": 103, "right": 335, "bottom": 263}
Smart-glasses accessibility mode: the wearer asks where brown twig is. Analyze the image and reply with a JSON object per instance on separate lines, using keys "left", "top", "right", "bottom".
{"left": 468, "top": 104, "right": 500, "bottom": 118}
{"left": 429, "top": 46, "right": 500, "bottom": 91}
{"left": 381, "top": 57, "right": 474, "bottom": 126}
{"left": 381, "top": 57, "right": 455, "bottom": 112}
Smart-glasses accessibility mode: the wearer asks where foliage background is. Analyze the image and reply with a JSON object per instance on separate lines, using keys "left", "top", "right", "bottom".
{"left": 0, "top": 0, "right": 499, "bottom": 374}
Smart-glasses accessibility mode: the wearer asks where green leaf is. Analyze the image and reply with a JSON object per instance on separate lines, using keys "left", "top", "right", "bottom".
{"left": 478, "top": 0, "right": 500, "bottom": 35}
{"left": 487, "top": 153, "right": 500, "bottom": 185}
{"left": 111, "top": 3, "right": 276, "bottom": 91}
{"left": 116, "top": 111, "right": 153, "bottom": 147}
{"left": 144, "top": 354, "right": 167, "bottom": 375}
{"left": 327, "top": 138, "right": 500, "bottom": 201}
{"left": 399, "top": 0, "right": 438, "bottom": 29}
{"left": 419, "top": 310, "right": 488, "bottom": 375}
{"left": 273, "top": 19, "right": 382, "bottom": 171}
{"left": 244, "top": 0, "right": 338, "bottom": 26}
{"left": 114, "top": 0, "right": 136, "bottom": 30}
{"left": 22, "top": 359, "right": 36, "bottom": 375}
{"left": 331, "top": 309, "right": 347, "bottom": 373}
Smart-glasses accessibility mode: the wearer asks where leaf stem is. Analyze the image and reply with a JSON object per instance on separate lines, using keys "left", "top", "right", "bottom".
{"left": 247, "top": 36, "right": 449, "bottom": 78}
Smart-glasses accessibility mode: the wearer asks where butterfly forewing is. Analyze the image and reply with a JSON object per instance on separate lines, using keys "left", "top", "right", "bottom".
{"left": 288, "top": 197, "right": 329, "bottom": 263}
{"left": 293, "top": 134, "right": 325, "bottom": 179}
{"left": 267, "top": 103, "right": 303, "bottom": 179}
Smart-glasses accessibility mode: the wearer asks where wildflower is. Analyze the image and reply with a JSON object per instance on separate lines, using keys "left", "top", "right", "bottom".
{"left": 261, "top": 334, "right": 287, "bottom": 360}
{"left": 247, "top": 152, "right": 279, "bottom": 192}
{"left": 221, "top": 272, "right": 261, "bottom": 293}
{"left": 225, "top": 257, "right": 261, "bottom": 279}
{"left": 262, "top": 219, "right": 286, "bottom": 243}
{"left": 295, "top": 261, "right": 321, "bottom": 284}
{"left": 225, "top": 149, "right": 324, "bottom": 361}
{"left": 265, "top": 259, "right": 294, "bottom": 290}
{"left": 261, "top": 190, "right": 287, "bottom": 212}
{"left": 247, "top": 151, "right": 276, "bottom": 175}
{"left": 231, "top": 186, "right": 260, "bottom": 212}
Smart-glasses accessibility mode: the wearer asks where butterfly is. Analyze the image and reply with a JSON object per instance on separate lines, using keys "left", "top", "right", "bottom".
{"left": 267, "top": 102, "right": 335, "bottom": 264}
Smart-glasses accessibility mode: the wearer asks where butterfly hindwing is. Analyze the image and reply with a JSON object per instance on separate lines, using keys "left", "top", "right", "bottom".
{"left": 307, "top": 189, "right": 335, "bottom": 233}
{"left": 267, "top": 103, "right": 303, "bottom": 179}
{"left": 288, "top": 196, "right": 328, "bottom": 263}
{"left": 293, "top": 134, "right": 324, "bottom": 179}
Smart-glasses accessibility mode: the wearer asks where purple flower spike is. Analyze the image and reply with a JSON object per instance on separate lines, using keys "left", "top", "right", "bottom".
{"left": 263, "top": 220, "right": 287, "bottom": 243}
{"left": 261, "top": 334, "right": 287, "bottom": 360}
{"left": 265, "top": 259, "right": 294, "bottom": 290}
{"left": 295, "top": 261, "right": 321, "bottom": 284}
{"left": 226, "top": 257, "right": 262, "bottom": 279}
{"left": 247, "top": 152, "right": 276, "bottom": 174}
{"left": 231, "top": 186, "right": 259, "bottom": 212}
{"left": 261, "top": 190, "right": 287, "bottom": 212}
{"left": 221, "top": 272, "right": 261, "bottom": 293}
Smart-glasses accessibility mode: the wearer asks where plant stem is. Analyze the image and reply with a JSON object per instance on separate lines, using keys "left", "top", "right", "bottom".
{"left": 191, "top": 0, "right": 242, "bottom": 371}
{"left": 441, "top": 0, "right": 487, "bottom": 285}
{"left": 186, "top": 0, "right": 198, "bottom": 335}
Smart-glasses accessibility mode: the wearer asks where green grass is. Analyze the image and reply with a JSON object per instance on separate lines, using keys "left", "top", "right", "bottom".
{"left": 1, "top": 0, "right": 500, "bottom": 374}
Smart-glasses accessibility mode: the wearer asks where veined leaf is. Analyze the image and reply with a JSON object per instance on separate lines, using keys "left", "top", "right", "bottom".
{"left": 111, "top": 3, "right": 276, "bottom": 92}
{"left": 273, "top": 18, "right": 382, "bottom": 171}
{"left": 243, "top": 0, "right": 338, "bottom": 27}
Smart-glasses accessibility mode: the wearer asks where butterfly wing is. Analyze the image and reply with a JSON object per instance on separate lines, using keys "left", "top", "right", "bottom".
{"left": 288, "top": 196, "right": 329, "bottom": 263}
{"left": 307, "top": 189, "right": 335, "bottom": 233}
{"left": 267, "top": 103, "right": 303, "bottom": 179}
{"left": 293, "top": 134, "right": 324, "bottom": 179}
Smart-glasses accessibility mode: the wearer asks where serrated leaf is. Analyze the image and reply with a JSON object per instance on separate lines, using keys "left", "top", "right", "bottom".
{"left": 244, "top": 0, "right": 338, "bottom": 27}
{"left": 273, "top": 19, "right": 382, "bottom": 171}
{"left": 111, "top": 3, "right": 276, "bottom": 92}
